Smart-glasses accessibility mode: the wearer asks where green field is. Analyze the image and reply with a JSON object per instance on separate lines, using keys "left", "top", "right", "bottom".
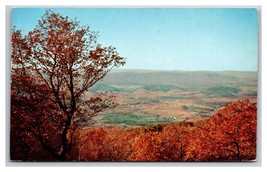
{"left": 102, "top": 113, "right": 170, "bottom": 126}
{"left": 182, "top": 105, "right": 214, "bottom": 114}
{"left": 90, "top": 84, "right": 184, "bottom": 92}
{"left": 202, "top": 85, "right": 241, "bottom": 97}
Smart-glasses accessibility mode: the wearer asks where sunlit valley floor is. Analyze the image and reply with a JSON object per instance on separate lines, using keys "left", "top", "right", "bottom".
{"left": 83, "top": 70, "right": 257, "bottom": 128}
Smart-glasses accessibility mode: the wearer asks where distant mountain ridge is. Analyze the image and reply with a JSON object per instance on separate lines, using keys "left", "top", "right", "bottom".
{"left": 89, "top": 69, "right": 257, "bottom": 93}
{"left": 109, "top": 69, "right": 257, "bottom": 73}
{"left": 98, "top": 69, "right": 257, "bottom": 87}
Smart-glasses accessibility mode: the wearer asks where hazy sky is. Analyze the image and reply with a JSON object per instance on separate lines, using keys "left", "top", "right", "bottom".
{"left": 12, "top": 8, "right": 258, "bottom": 71}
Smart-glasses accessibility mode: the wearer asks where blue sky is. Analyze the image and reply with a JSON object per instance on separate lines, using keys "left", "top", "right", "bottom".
{"left": 12, "top": 8, "right": 258, "bottom": 71}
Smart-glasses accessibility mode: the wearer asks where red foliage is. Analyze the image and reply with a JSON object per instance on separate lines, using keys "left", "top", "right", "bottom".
{"left": 128, "top": 125, "right": 190, "bottom": 161}
{"left": 11, "top": 10, "right": 125, "bottom": 161}
{"left": 71, "top": 99, "right": 256, "bottom": 162}
{"left": 183, "top": 99, "right": 256, "bottom": 161}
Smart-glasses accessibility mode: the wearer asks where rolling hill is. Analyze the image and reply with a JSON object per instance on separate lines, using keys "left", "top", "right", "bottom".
{"left": 87, "top": 69, "right": 257, "bottom": 127}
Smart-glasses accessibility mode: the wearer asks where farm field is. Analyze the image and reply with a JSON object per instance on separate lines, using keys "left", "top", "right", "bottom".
{"left": 85, "top": 70, "right": 257, "bottom": 127}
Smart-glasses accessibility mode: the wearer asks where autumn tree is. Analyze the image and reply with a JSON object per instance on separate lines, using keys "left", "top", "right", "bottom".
{"left": 184, "top": 99, "right": 256, "bottom": 161}
{"left": 206, "top": 99, "right": 257, "bottom": 161}
{"left": 11, "top": 10, "right": 125, "bottom": 161}
{"left": 75, "top": 127, "right": 136, "bottom": 161}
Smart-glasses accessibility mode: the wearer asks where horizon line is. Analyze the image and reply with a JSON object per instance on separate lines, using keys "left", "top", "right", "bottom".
{"left": 113, "top": 68, "right": 258, "bottom": 72}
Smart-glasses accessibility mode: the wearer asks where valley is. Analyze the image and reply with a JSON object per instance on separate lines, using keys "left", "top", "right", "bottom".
{"left": 84, "top": 70, "right": 257, "bottom": 127}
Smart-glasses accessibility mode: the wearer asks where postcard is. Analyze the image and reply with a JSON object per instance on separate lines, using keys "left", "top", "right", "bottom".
{"left": 10, "top": 8, "right": 258, "bottom": 161}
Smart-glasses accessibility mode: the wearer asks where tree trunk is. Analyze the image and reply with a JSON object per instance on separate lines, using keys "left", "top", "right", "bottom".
{"left": 234, "top": 141, "right": 240, "bottom": 160}
{"left": 179, "top": 137, "right": 184, "bottom": 160}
